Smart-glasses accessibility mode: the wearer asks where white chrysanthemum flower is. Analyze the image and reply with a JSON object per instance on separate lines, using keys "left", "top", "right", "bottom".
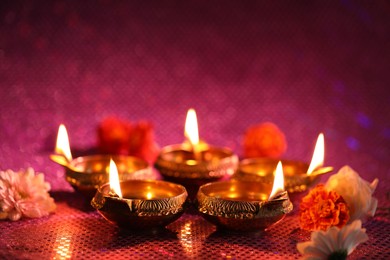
{"left": 0, "top": 168, "right": 56, "bottom": 221}
{"left": 297, "top": 220, "right": 368, "bottom": 260}
{"left": 325, "top": 165, "right": 378, "bottom": 222}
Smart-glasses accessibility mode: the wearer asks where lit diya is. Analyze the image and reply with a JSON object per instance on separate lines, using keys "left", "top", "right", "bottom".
{"left": 233, "top": 133, "right": 333, "bottom": 193}
{"left": 50, "top": 124, "right": 153, "bottom": 198}
{"left": 155, "top": 109, "right": 238, "bottom": 199}
{"left": 91, "top": 159, "right": 188, "bottom": 229}
{"left": 197, "top": 161, "right": 293, "bottom": 232}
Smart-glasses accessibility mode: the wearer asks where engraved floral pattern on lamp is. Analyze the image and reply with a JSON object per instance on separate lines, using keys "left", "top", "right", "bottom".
{"left": 92, "top": 193, "right": 187, "bottom": 217}
{"left": 91, "top": 180, "right": 188, "bottom": 218}
{"left": 136, "top": 197, "right": 187, "bottom": 217}
{"left": 197, "top": 193, "right": 258, "bottom": 219}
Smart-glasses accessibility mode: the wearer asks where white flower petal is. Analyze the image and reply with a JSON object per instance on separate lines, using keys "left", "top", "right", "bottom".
{"left": 298, "top": 241, "right": 329, "bottom": 259}
{"left": 297, "top": 241, "right": 312, "bottom": 255}
{"left": 370, "top": 179, "right": 378, "bottom": 191}
{"left": 0, "top": 211, "right": 8, "bottom": 219}
{"left": 8, "top": 209, "right": 22, "bottom": 221}
{"left": 314, "top": 230, "right": 336, "bottom": 253}
{"left": 339, "top": 220, "right": 368, "bottom": 254}
{"left": 0, "top": 168, "right": 56, "bottom": 221}
{"left": 298, "top": 219, "right": 369, "bottom": 258}
{"left": 325, "top": 165, "right": 378, "bottom": 222}
{"left": 367, "top": 197, "right": 378, "bottom": 217}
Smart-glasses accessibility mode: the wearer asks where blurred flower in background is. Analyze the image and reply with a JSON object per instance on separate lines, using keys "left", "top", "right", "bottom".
{"left": 242, "top": 122, "right": 287, "bottom": 159}
{"left": 97, "top": 117, "right": 160, "bottom": 163}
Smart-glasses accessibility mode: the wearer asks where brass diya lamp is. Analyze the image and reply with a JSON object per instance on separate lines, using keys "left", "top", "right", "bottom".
{"left": 155, "top": 109, "right": 239, "bottom": 198}
{"left": 91, "top": 160, "right": 188, "bottom": 229}
{"left": 51, "top": 124, "right": 153, "bottom": 198}
{"left": 197, "top": 162, "right": 293, "bottom": 232}
{"left": 233, "top": 133, "right": 333, "bottom": 193}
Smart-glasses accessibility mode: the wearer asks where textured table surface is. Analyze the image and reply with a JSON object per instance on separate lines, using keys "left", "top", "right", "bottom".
{"left": 1, "top": 1, "right": 389, "bottom": 259}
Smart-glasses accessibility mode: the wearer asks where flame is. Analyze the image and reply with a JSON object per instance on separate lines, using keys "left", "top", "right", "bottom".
{"left": 184, "top": 108, "right": 199, "bottom": 147}
{"left": 307, "top": 133, "right": 325, "bottom": 175}
{"left": 146, "top": 192, "right": 153, "bottom": 200}
{"left": 268, "top": 161, "right": 285, "bottom": 201}
{"left": 109, "top": 159, "right": 122, "bottom": 198}
{"left": 55, "top": 124, "right": 72, "bottom": 161}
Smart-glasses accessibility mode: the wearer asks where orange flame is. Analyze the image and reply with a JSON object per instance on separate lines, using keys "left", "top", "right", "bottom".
{"left": 268, "top": 161, "right": 285, "bottom": 201}
{"left": 55, "top": 124, "right": 72, "bottom": 162}
{"left": 307, "top": 133, "right": 325, "bottom": 175}
{"left": 146, "top": 192, "right": 153, "bottom": 200}
{"left": 109, "top": 159, "right": 122, "bottom": 198}
{"left": 184, "top": 108, "right": 199, "bottom": 147}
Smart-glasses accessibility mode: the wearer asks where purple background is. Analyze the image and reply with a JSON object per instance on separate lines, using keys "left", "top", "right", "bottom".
{"left": 0, "top": 1, "right": 389, "bottom": 259}
{"left": 1, "top": 0, "right": 389, "bottom": 189}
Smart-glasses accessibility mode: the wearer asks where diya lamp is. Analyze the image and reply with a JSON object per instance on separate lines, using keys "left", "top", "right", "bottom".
{"left": 197, "top": 161, "right": 293, "bottom": 232}
{"left": 233, "top": 133, "right": 333, "bottom": 193}
{"left": 50, "top": 124, "right": 153, "bottom": 198}
{"left": 155, "top": 109, "right": 239, "bottom": 199}
{"left": 91, "top": 159, "right": 188, "bottom": 229}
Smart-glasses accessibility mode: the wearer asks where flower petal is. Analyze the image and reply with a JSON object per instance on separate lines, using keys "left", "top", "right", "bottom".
{"left": 298, "top": 219, "right": 369, "bottom": 259}
{"left": 8, "top": 209, "right": 22, "bottom": 221}
{"left": 325, "top": 165, "right": 379, "bottom": 222}
{"left": 297, "top": 240, "right": 329, "bottom": 259}
{"left": 0, "top": 168, "right": 56, "bottom": 221}
{"left": 339, "top": 220, "right": 368, "bottom": 254}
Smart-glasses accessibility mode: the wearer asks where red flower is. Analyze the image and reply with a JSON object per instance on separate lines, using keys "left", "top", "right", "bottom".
{"left": 97, "top": 117, "right": 159, "bottom": 163}
{"left": 128, "top": 120, "right": 160, "bottom": 163}
{"left": 98, "top": 117, "right": 132, "bottom": 155}
{"left": 300, "top": 184, "right": 350, "bottom": 231}
{"left": 242, "top": 122, "right": 287, "bottom": 158}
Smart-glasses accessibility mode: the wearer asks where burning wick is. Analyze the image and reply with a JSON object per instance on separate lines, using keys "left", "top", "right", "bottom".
{"left": 55, "top": 124, "right": 73, "bottom": 162}
{"left": 184, "top": 108, "right": 202, "bottom": 161}
{"left": 146, "top": 192, "right": 153, "bottom": 200}
{"left": 109, "top": 159, "right": 123, "bottom": 198}
{"left": 307, "top": 133, "right": 325, "bottom": 175}
{"left": 268, "top": 161, "right": 285, "bottom": 201}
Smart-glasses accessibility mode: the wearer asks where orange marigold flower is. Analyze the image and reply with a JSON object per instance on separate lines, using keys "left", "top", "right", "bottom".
{"left": 300, "top": 184, "right": 350, "bottom": 231}
{"left": 242, "top": 122, "right": 287, "bottom": 159}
